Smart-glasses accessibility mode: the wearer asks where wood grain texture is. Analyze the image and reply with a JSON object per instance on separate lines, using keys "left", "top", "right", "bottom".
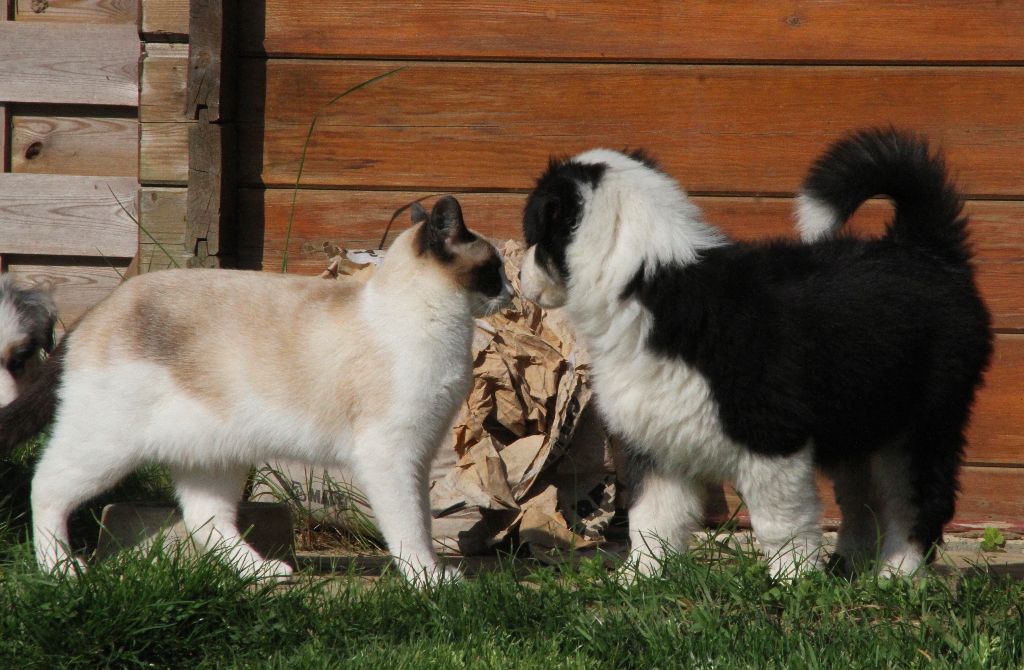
{"left": 0, "top": 174, "right": 137, "bottom": 257}
{"left": 968, "top": 335, "right": 1024, "bottom": 467}
{"left": 139, "top": 0, "right": 187, "bottom": 40}
{"left": 253, "top": 1, "right": 1024, "bottom": 63}
{"left": 5, "top": 258, "right": 126, "bottom": 331}
{"left": 140, "top": 43, "right": 188, "bottom": 122}
{"left": 10, "top": 113, "right": 137, "bottom": 176}
{"left": 0, "top": 105, "right": 8, "bottom": 172}
{"left": 139, "top": 121, "right": 189, "bottom": 185}
{"left": 241, "top": 62, "right": 1024, "bottom": 196}
{"left": 250, "top": 190, "right": 1024, "bottom": 332}
{"left": 717, "top": 464, "right": 1024, "bottom": 532}
{"left": 0, "top": 22, "right": 139, "bottom": 106}
{"left": 138, "top": 186, "right": 190, "bottom": 271}
{"left": 14, "top": 0, "right": 136, "bottom": 23}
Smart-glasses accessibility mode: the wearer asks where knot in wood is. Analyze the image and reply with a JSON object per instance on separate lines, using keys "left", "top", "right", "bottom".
{"left": 24, "top": 142, "right": 43, "bottom": 160}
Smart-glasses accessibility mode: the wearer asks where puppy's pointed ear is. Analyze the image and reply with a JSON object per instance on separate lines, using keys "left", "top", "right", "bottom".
{"left": 420, "top": 195, "right": 470, "bottom": 260}
{"left": 410, "top": 202, "right": 429, "bottom": 225}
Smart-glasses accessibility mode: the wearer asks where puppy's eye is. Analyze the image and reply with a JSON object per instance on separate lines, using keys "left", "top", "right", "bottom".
{"left": 6, "top": 346, "right": 34, "bottom": 374}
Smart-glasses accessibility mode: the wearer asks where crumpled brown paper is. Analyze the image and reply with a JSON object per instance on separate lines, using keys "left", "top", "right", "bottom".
{"left": 258, "top": 240, "right": 620, "bottom": 560}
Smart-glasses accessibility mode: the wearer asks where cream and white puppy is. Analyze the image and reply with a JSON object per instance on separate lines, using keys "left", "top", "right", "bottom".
{"left": 0, "top": 196, "right": 512, "bottom": 585}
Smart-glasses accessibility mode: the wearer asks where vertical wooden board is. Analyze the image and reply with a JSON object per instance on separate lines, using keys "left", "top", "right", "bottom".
{"left": 15, "top": 0, "right": 137, "bottom": 23}
{"left": 139, "top": 122, "right": 189, "bottom": 184}
{"left": 140, "top": 0, "right": 188, "bottom": 40}
{"left": 140, "top": 43, "right": 188, "bottom": 122}
{"left": 10, "top": 113, "right": 138, "bottom": 177}
{"left": 0, "top": 104, "right": 8, "bottom": 172}
{"left": 138, "top": 186, "right": 190, "bottom": 271}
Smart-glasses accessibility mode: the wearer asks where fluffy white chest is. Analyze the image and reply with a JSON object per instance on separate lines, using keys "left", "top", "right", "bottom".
{"left": 590, "top": 348, "right": 742, "bottom": 479}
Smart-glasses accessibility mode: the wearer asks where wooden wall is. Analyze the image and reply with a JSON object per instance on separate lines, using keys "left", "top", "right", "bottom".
{"left": 0, "top": 0, "right": 139, "bottom": 329}
{"left": 229, "top": 2, "right": 1023, "bottom": 531}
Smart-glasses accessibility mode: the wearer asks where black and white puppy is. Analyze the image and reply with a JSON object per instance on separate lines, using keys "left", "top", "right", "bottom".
{"left": 0, "top": 275, "right": 57, "bottom": 407}
{"left": 520, "top": 129, "right": 992, "bottom": 579}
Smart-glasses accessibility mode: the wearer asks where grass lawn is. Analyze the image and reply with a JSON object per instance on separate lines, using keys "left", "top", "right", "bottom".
{"left": 0, "top": 514, "right": 1021, "bottom": 670}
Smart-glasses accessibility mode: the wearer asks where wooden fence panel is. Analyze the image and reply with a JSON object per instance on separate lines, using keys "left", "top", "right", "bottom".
{"left": 0, "top": 22, "right": 138, "bottom": 106}
{"left": 252, "top": 1, "right": 1024, "bottom": 63}
{"left": 14, "top": 0, "right": 136, "bottom": 23}
{"left": 10, "top": 110, "right": 137, "bottom": 176}
{"left": 0, "top": 174, "right": 137, "bottom": 258}
{"left": 242, "top": 62, "right": 1024, "bottom": 196}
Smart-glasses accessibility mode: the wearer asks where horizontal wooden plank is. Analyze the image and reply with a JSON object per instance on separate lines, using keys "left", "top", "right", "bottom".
{"left": 0, "top": 22, "right": 139, "bottom": 106}
{"left": 139, "top": 121, "right": 189, "bottom": 185}
{"left": 968, "top": 334, "right": 1024, "bottom": 467}
{"left": 4, "top": 258, "right": 126, "bottom": 330}
{"left": 720, "top": 464, "right": 1024, "bottom": 532}
{"left": 15, "top": 0, "right": 136, "bottom": 23}
{"left": 250, "top": 190, "right": 1024, "bottom": 332}
{"left": 140, "top": 0, "right": 187, "bottom": 40}
{"left": 10, "top": 113, "right": 137, "bottom": 176}
{"left": 253, "top": 1, "right": 1024, "bottom": 63}
{"left": 138, "top": 186, "right": 191, "bottom": 271}
{"left": 0, "top": 174, "right": 138, "bottom": 257}
{"left": 242, "top": 62, "right": 1024, "bottom": 196}
{"left": 140, "top": 43, "right": 187, "bottom": 122}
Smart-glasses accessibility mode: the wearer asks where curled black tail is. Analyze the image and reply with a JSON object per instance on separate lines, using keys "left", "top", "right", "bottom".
{"left": 795, "top": 128, "right": 971, "bottom": 264}
{"left": 0, "top": 342, "right": 64, "bottom": 454}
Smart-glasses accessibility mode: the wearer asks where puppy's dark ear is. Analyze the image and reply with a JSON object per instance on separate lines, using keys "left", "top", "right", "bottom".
{"left": 410, "top": 202, "right": 428, "bottom": 225}
{"left": 12, "top": 286, "right": 58, "bottom": 353}
{"left": 420, "top": 195, "right": 471, "bottom": 261}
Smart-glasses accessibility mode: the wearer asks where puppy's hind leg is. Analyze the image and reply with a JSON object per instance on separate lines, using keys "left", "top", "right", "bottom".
{"left": 828, "top": 458, "right": 883, "bottom": 574}
{"left": 735, "top": 446, "right": 824, "bottom": 580}
{"left": 172, "top": 465, "right": 293, "bottom": 580}
{"left": 875, "top": 420, "right": 965, "bottom": 577}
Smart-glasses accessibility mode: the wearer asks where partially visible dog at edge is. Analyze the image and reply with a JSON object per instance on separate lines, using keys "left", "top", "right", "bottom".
{"left": 0, "top": 196, "right": 512, "bottom": 586}
{"left": 0, "top": 275, "right": 57, "bottom": 408}
{"left": 519, "top": 128, "right": 992, "bottom": 579}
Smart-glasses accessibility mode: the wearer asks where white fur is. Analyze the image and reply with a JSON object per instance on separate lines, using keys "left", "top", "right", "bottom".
{"left": 794, "top": 192, "right": 840, "bottom": 242}
{"left": 30, "top": 225, "right": 500, "bottom": 586}
{"left": 0, "top": 298, "right": 24, "bottom": 406}
{"left": 522, "top": 151, "right": 824, "bottom": 579}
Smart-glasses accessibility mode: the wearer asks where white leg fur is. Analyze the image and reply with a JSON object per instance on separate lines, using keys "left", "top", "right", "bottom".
{"left": 621, "top": 469, "right": 704, "bottom": 582}
{"left": 831, "top": 459, "right": 883, "bottom": 571}
{"left": 172, "top": 465, "right": 293, "bottom": 580}
{"left": 871, "top": 446, "right": 924, "bottom": 577}
{"left": 350, "top": 432, "right": 461, "bottom": 587}
{"left": 735, "top": 447, "right": 824, "bottom": 579}
{"left": 32, "top": 429, "right": 138, "bottom": 575}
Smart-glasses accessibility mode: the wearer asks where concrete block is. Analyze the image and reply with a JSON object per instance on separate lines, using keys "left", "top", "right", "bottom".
{"left": 95, "top": 501, "right": 295, "bottom": 565}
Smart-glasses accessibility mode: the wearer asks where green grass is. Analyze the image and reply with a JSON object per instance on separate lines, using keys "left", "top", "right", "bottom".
{"left": 0, "top": 517, "right": 1020, "bottom": 670}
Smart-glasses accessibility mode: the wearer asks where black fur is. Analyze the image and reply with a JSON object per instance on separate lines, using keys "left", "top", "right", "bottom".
{"left": 416, "top": 195, "right": 475, "bottom": 262}
{"left": 523, "top": 158, "right": 607, "bottom": 280}
{"left": 0, "top": 339, "right": 65, "bottom": 454}
{"left": 528, "top": 129, "right": 993, "bottom": 553}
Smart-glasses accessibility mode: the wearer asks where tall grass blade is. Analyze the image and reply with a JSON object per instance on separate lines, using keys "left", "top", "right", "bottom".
{"left": 281, "top": 67, "right": 406, "bottom": 273}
